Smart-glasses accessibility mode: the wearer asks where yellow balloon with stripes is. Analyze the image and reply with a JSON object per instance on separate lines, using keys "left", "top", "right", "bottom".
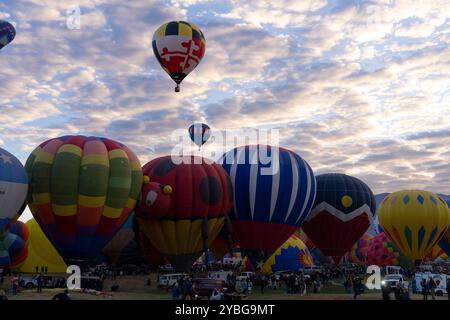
{"left": 378, "top": 190, "right": 450, "bottom": 262}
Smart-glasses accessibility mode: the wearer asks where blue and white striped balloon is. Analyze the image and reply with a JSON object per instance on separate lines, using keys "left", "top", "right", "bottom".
{"left": 221, "top": 145, "right": 316, "bottom": 226}
{"left": 0, "top": 147, "right": 28, "bottom": 233}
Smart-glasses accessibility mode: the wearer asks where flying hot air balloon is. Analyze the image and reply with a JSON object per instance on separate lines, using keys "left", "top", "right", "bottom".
{"left": 0, "top": 147, "right": 28, "bottom": 234}
{"left": 135, "top": 156, "right": 233, "bottom": 272}
{"left": 189, "top": 123, "right": 211, "bottom": 149}
{"left": 0, "top": 20, "right": 15, "bottom": 50}
{"left": 221, "top": 145, "right": 316, "bottom": 270}
{"left": 25, "top": 135, "right": 143, "bottom": 264}
{"left": 378, "top": 190, "right": 450, "bottom": 263}
{"left": 152, "top": 21, "right": 206, "bottom": 92}
{"left": 301, "top": 173, "right": 376, "bottom": 265}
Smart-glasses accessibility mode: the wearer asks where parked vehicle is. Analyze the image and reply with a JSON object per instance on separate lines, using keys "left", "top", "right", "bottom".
{"left": 192, "top": 278, "right": 226, "bottom": 299}
{"left": 381, "top": 274, "right": 409, "bottom": 291}
{"left": 208, "top": 271, "right": 233, "bottom": 282}
{"left": 222, "top": 257, "right": 242, "bottom": 268}
{"left": 413, "top": 272, "right": 448, "bottom": 295}
{"left": 19, "top": 275, "right": 67, "bottom": 289}
{"left": 158, "top": 273, "right": 186, "bottom": 288}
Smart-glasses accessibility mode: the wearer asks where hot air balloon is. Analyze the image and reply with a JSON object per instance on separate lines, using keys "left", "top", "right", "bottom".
{"left": 135, "top": 156, "right": 233, "bottom": 272}
{"left": 152, "top": 21, "right": 206, "bottom": 92}
{"left": 0, "top": 147, "right": 28, "bottom": 234}
{"left": 345, "top": 232, "right": 373, "bottom": 265}
{"left": 25, "top": 135, "right": 143, "bottom": 264}
{"left": 425, "top": 245, "right": 445, "bottom": 262}
{"left": 0, "top": 221, "right": 29, "bottom": 270}
{"left": 102, "top": 213, "right": 136, "bottom": 265}
{"left": 0, "top": 20, "right": 15, "bottom": 50}
{"left": 189, "top": 123, "right": 211, "bottom": 149}
{"left": 139, "top": 231, "right": 166, "bottom": 268}
{"left": 261, "top": 233, "right": 314, "bottom": 275}
{"left": 301, "top": 173, "right": 376, "bottom": 264}
{"left": 19, "top": 218, "right": 67, "bottom": 273}
{"left": 366, "top": 232, "right": 403, "bottom": 267}
{"left": 438, "top": 199, "right": 450, "bottom": 257}
{"left": 378, "top": 190, "right": 450, "bottom": 263}
{"left": 221, "top": 145, "right": 316, "bottom": 270}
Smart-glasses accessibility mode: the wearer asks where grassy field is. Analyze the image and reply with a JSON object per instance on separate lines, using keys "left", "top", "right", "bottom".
{"left": 1, "top": 274, "right": 448, "bottom": 300}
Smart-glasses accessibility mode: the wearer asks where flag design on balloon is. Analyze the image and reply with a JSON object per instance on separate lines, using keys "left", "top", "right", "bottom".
{"left": 152, "top": 21, "right": 206, "bottom": 91}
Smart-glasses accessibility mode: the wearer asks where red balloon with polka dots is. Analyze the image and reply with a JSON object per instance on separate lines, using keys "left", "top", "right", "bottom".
{"left": 135, "top": 155, "right": 233, "bottom": 272}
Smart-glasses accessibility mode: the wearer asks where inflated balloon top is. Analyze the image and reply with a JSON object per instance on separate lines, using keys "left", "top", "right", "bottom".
{"left": 221, "top": 145, "right": 316, "bottom": 269}
{"left": 152, "top": 21, "right": 206, "bottom": 92}
{"left": 25, "top": 135, "right": 143, "bottom": 263}
{"left": 301, "top": 173, "right": 376, "bottom": 264}
{"left": 378, "top": 190, "right": 450, "bottom": 262}
{"left": 136, "top": 155, "right": 233, "bottom": 271}
{"left": 0, "top": 20, "right": 15, "bottom": 50}
{"left": 0, "top": 147, "right": 28, "bottom": 234}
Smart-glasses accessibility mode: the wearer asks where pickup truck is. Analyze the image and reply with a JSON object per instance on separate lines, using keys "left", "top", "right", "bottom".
{"left": 381, "top": 274, "right": 409, "bottom": 291}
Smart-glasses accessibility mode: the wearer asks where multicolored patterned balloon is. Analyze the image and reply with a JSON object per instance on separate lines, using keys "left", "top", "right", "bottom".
{"left": 25, "top": 135, "right": 143, "bottom": 262}
{"left": 0, "top": 221, "right": 29, "bottom": 269}
{"left": 366, "top": 232, "right": 402, "bottom": 266}
{"left": 378, "top": 190, "right": 450, "bottom": 262}
{"left": 261, "top": 233, "right": 314, "bottom": 274}
{"left": 345, "top": 232, "right": 373, "bottom": 264}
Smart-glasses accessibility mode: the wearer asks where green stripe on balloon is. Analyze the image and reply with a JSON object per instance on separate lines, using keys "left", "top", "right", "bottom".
{"left": 51, "top": 151, "right": 80, "bottom": 205}
{"left": 79, "top": 164, "right": 109, "bottom": 197}
{"left": 104, "top": 156, "right": 131, "bottom": 209}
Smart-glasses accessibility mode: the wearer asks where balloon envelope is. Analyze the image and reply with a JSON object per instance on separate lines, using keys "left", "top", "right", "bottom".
{"left": 261, "top": 233, "right": 314, "bottom": 274}
{"left": 0, "top": 20, "right": 15, "bottom": 50}
{"left": 0, "top": 147, "right": 28, "bottom": 233}
{"left": 221, "top": 145, "right": 316, "bottom": 269}
{"left": 19, "top": 218, "right": 67, "bottom": 273}
{"left": 25, "top": 135, "right": 143, "bottom": 263}
{"left": 136, "top": 156, "right": 233, "bottom": 272}
{"left": 189, "top": 123, "right": 210, "bottom": 148}
{"left": 301, "top": 173, "right": 376, "bottom": 264}
{"left": 0, "top": 221, "right": 28, "bottom": 269}
{"left": 152, "top": 21, "right": 205, "bottom": 89}
{"left": 378, "top": 190, "right": 450, "bottom": 262}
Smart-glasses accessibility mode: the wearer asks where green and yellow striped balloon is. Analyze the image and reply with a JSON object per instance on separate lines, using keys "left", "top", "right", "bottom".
{"left": 25, "top": 135, "right": 143, "bottom": 263}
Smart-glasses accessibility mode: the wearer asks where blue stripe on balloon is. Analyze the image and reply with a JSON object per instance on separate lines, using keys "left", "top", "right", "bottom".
{"left": 417, "top": 226, "right": 426, "bottom": 251}
{"left": 424, "top": 227, "right": 438, "bottom": 251}
{"left": 271, "top": 150, "right": 293, "bottom": 223}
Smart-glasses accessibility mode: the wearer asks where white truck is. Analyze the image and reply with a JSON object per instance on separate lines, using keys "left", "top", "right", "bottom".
{"left": 413, "top": 272, "right": 449, "bottom": 296}
{"left": 381, "top": 274, "right": 409, "bottom": 291}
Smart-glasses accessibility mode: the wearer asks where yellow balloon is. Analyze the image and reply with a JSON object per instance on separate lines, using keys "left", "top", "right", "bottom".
{"left": 19, "top": 219, "right": 67, "bottom": 273}
{"left": 378, "top": 190, "right": 450, "bottom": 262}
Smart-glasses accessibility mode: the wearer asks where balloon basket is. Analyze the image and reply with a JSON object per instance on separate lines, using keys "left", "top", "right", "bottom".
{"left": 175, "top": 85, "right": 180, "bottom": 92}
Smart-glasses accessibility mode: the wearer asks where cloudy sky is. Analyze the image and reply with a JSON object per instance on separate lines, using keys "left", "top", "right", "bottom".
{"left": 1, "top": 0, "right": 449, "bottom": 214}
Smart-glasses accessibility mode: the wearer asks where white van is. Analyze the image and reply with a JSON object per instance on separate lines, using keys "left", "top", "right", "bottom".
{"left": 158, "top": 273, "right": 186, "bottom": 288}
{"left": 413, "top": 272, "right": 448, "bottom": 296}
{"left": 208, "top": 271, "right": 233, "bottom": 282}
